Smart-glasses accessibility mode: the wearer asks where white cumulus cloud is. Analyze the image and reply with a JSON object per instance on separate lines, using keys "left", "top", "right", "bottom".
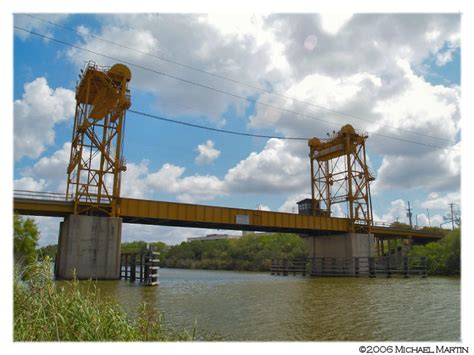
{"left": 195, "top": 140, "right": 220, "bottom": 165}
{"left": 421, "top": 191, "right": 461, "bottom": 210}
{"left": 14, "top": 142, "right": 71, "bottom": 192}
{"left": 65, "top": 14, "right": 280, "bottom": 125}
{"left": 224, "top": 139, "right": 307, "bottom": 194}
{"left": 16, "top": 14, "right": 463, "bottom": 244}
{"left": 14, "top": 14, "right": 70, "bottom": 40}
{"left": 14, "top": 78, "right": 75, "bottom": 160}
{"left": 14, "top": 176, "right": 46, "bottom": 192}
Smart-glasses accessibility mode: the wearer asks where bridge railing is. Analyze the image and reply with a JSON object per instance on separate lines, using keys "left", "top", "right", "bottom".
{"left": 13, "top": 190, "right": 72, "bottom": 201}
{"left": 373, "top": 221, "right": 392, "bottom": 228}
{"left": 14, "top": 190, "right": 118, "bottom": 206}
{"left": 373, "top": 220, "right": 426, "bottom": 231}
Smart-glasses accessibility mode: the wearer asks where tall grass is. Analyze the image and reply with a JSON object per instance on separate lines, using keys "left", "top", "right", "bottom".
{"left": 14, "top": 259, "right": 196, "bottom": 341}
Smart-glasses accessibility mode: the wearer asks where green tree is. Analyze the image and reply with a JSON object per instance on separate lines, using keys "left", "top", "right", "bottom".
{"left": 409, "top": 228, "right": 460, "bottom": 275}
{"left": 163, "top": 233, "right": 308, "bottom": 271}
{"left": 14, "top": 214, "right": 40, "bottom": 276}
{"left": 121, "top": 241, "right": 168, "bottom": 260}
{"left": 37, "top": 244, "right": 58, "bottom": 260}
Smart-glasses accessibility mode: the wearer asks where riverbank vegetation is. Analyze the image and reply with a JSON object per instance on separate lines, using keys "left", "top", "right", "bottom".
{"left": 121, "top": 240, "right": 168, "bottom": 255}
{"left": 14, "top": 261, "right": 196, "bottom": 341}
{"left": 14, "top": 214, "right": 39, "bottom": 278}
{"left": 163, "top": 233, "right": 308, "bottom": 271}
{"left": 409, "top": 228, "right": 460, "bottom": 275}
{"left": 14, "top": 215, "right": 197, "bottom": 341}
{"left": 38, "top": 228, "right": 461, "bottom": 276}
{"left": 38, "top": 233, "right": 308, "bottom": 272}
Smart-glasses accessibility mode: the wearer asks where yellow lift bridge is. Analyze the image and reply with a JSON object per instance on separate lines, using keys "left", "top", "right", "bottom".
{"left": 13, "top": 62, "right": 443, "bottom": 244}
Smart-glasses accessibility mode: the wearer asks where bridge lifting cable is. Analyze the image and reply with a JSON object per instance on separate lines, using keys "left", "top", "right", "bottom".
{"left": 14, "top": 25, "right": 454, "bottom": 151}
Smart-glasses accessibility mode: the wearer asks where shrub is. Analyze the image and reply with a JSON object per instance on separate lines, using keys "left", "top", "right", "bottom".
{"left": 14, "top": 214, "right": 39, "bottom": 278}
{"left": 409, "top": 229, "right": 460, "bottom": 275}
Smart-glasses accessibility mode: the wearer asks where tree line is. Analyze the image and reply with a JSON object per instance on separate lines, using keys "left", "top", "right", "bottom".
{"left": 388, "top": 221, "right": 460, "bottom": 275}
{"left": 409, "top": 228, "right": 460, "bottom": 275}
{"left": 21, "top": 215, "right": 460, "bottom": 276}
{"left": 37, "top": 233, "right": 309, "bottom": 272}
{"left": 163, "top": 233, "right": 308, "bottom": 271}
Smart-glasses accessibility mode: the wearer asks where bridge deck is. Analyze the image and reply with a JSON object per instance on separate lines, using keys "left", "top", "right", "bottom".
{"left": 13, "top": 198, "right": 74, "bottom": 217}
{"left": 120, "top": 197, "right": 349, "bottom": 235}
{"left": 13, "top": 197, "right": 443, "bottom": 240}
{"left": 370, "top": 226, "right": 442, "bottom": 242}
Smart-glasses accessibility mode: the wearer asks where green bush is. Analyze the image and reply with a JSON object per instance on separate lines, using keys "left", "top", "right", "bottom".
{"left": 163, "top": 233, "right": 308, "bottom": 271}
{"left": 37, "top": 244, "right": 57, "bottom": 260}
{"left": 409, "top": 229, "right": 460, "bottom": 275}
{"left": 121, "top": 240, "right": 168, "bottom": 257}
{"left": 14, "top": 260, "right": 195, "bottom": 341}
{"left": 14, "top": 214, "right": 39, "bottom": 278}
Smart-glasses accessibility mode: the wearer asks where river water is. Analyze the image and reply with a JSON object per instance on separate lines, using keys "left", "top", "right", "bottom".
{"left": 88, "top": 268, "right": 460, "bottom": 341}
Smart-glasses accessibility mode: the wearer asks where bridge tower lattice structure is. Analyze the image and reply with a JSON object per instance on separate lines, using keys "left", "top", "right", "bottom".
{"left": 308, "top": 124, "right": 375, "bottom": 233}
{"left": 66, "top": 62, "right": 132, "bottom": 217}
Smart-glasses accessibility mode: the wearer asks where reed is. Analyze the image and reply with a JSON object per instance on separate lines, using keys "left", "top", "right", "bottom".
{"left": 14, "top": 259, "right": 195, "bottom": 341}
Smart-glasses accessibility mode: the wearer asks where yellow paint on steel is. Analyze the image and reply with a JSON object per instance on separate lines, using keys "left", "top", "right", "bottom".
{"left": 370, "top": 226, "right": 442, "bottom": 239}
{"left": 14, "top": 198, "right": 74, "bottom": 217}
{"left": 66, "top": 62, "right": 131, "bottom": 217}
{"left": 13, "top": 196, "right": 442, "bottom": 240}
{"left": 308, "top": 124, "right": 375, "bottom": 232}
{"left": 119, "top": 198, "right": 350, "bottom": 232}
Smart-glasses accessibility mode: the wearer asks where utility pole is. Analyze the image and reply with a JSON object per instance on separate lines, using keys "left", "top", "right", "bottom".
{"left": 406, "top": 201, "right": 413, "bottom": 227}
{"left": 449, "top": 203, "right": 455, "bottom": 230}
{"left": 426, "top": 209, "right": 431, "bottom": 227}
{"left": 415, "top": 214, "right": 418, "bottom": 229}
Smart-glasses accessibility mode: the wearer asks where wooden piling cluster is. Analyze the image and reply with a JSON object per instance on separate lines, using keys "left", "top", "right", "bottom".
{"left": 270, "top": 259, "right": 307, "bottom": 276}
{"left": 120, "top": 247, "right": 160, "bottom": 286}
{"left": 366, "top": 256, "right": 427, "bottom": 278}
{"left": 270, "top": 256, "right": 427, "bottom": 278}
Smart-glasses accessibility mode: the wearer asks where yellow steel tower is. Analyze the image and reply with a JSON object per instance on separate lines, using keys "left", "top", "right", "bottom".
{"left": 66, "top": 62, "right": 131, "bottom": 217}
{"left": 308, "top": 124, "right": 375, "bottom": 232}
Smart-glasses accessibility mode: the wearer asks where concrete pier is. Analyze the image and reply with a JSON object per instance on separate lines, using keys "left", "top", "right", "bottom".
{"left": 306, "top": 233, "right": 375, "bottom": 259}
{"left": 55, "top": 215, "right": 122, "bottom": 280}
{"left": 305, "top": 233, "right": 375, "bottom": 274}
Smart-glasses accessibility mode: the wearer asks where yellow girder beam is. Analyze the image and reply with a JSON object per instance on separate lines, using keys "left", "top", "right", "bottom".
{"left": 119, "top": 198, "right": 350, "bottom": 234}
{"left": 12, "top": 197, "right": 443, "bottom": 240}
{"left": 13, "top": 198, "right": 74, "bottom": 217}
{"left": 371, "top": 226, "right": 443, "bottom": 240}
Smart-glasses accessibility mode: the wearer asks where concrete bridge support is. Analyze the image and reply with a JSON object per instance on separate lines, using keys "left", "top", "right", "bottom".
{"left": 55, "top": 215, "right": 122, "bottom": 280}
{"left": 305, "top": 233, "right": 375, "bottom": 274}
{"left": 306, "top": 233, "right": 375, "bottom": 259}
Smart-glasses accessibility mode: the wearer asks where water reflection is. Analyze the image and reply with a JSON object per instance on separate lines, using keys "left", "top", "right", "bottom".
{"left": 74, "top": 268, "right": 460, "bottom": 341}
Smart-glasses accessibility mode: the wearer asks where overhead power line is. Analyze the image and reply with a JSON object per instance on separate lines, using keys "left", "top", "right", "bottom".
{"left": 128, "top": 109, "right": 308, "bottom": 140}
{"left": 22, "top": 13, "right": 456, "bottom": 144}
{"left": 14, "top": 25, "right": 450, "bottom": 150}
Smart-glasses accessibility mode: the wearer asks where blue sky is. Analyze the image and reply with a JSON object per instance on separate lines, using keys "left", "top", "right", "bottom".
{"left": 13, "top": 13, "right": 461, "bottom": 245}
